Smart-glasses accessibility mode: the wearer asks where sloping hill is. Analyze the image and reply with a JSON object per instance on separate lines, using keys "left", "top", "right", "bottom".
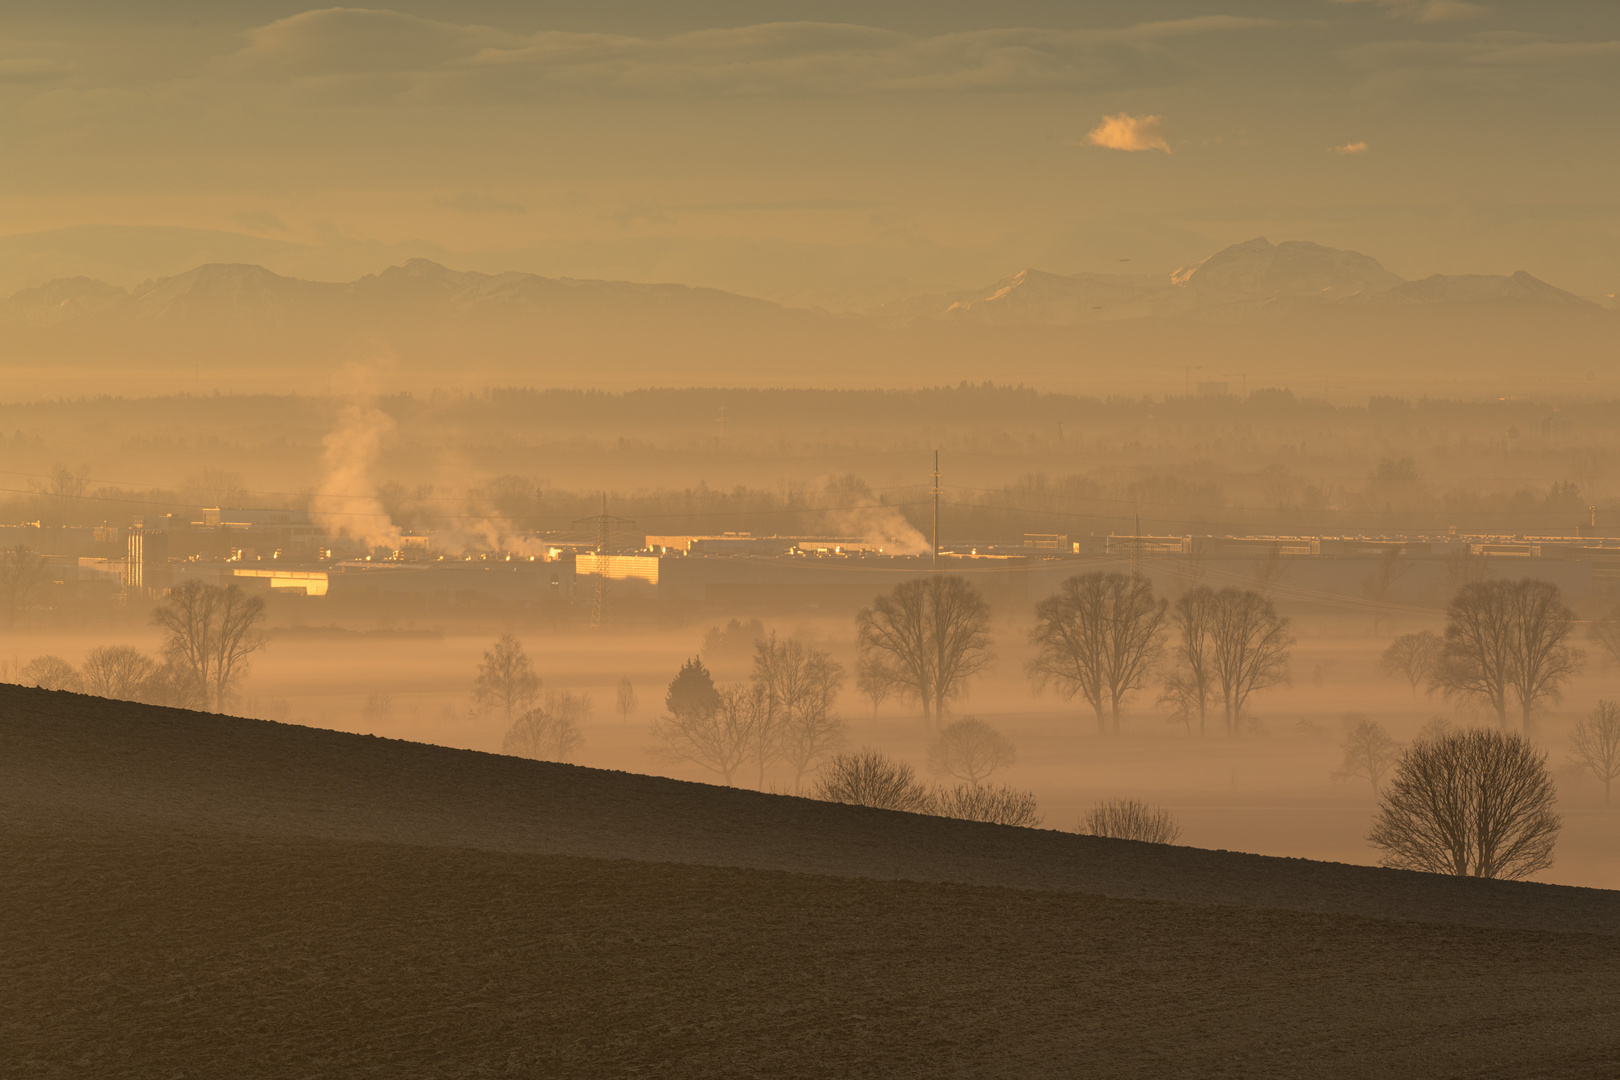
{"left": 5, "top": 684, "right": 1620, "bottom": 1077}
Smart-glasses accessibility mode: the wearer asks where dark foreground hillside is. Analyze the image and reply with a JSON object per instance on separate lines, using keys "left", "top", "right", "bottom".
{"left": 3, "top": 685, "right": 1620, "bottom": 1077}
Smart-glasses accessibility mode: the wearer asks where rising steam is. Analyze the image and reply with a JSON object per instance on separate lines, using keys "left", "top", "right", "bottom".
{"left": 311, "top": 365, "right": 403, "bottom": 551}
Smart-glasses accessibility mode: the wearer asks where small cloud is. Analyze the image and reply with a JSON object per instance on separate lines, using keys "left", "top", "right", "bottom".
{"left": 233, "top": 209, "right": 291, "bottom": 234}
{"left": 435, "top": 192, "right": 527, "bottom": 215}
{"left": 1085, "top": 113, "right": 1171, "bottom": 153}
{"left": 1330, "top": 141, "right": 1369, "bottom": 154}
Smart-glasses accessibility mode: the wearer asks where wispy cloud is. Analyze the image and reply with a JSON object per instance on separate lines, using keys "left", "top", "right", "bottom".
{"left": 1331, "top": 141, "right": 1369, "bottom": 154}
{"left": 1335, "top": 0, "right": 1490, "bottom": 23}
{"left": 1086, "top": 113, "right": 1171, "bottom": 153}
{"left": 212, "top": 12, "right": 1285, "bottom": 101}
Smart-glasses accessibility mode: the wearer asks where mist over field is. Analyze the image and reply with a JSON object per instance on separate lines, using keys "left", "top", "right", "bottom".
{"left": 5, "top": 1, "right": 1620, "bottom": 1074}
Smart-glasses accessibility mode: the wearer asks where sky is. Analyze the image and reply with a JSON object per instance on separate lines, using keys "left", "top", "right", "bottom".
{"left": 1, "top": 1, "right": 1617, "bottom": 307}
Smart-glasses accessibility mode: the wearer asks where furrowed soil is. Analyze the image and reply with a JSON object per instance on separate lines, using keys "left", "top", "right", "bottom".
{"left": 3, "top": 684, "right": 1619, "bottom": 1078}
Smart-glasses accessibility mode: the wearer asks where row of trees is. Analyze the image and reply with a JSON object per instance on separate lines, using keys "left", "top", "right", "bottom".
{"left": 853, "top": 572, "right": 1293, "bottom": 737}
{"left": 11, "top": 581, "right": 267, "bottom": 710}
{"left": 1380, "top": 578, "right": 1583, "bottom": 733}
{"left": 651, "top": 634, "right": 846, "bottom": 790}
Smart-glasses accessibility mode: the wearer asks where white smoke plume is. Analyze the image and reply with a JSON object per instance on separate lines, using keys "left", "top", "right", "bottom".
{"left": 311, "top": 364, "right": 403, "bottom": 551}
{"left": 820, "top": 474, "right": 931, "bottom": 556}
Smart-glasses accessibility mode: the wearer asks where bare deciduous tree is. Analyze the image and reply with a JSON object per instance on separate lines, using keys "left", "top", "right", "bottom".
{"left": 471, "top": 632, "right": 540, "bottom": 724}
{"left": 1332, "top": 714, "right": 1399, "bottom": 793}
{"left": 1081, "top": 799, "right": 1182, "bottom": 844}
{"left": 615, "top": 676, "right": 638, "bottom": 726}
{"left": 1161, "top": 586, "right": 1218, "bottom": 736}
{"left": 1368, "top": 728, "right": 1560, "bottom": 879}
{"left": 1590, "top": 604, "right": 1620, "bottom": 670}
{"left": 754, "top": 634, "right": 846, "bottom": 791}
{"left": 931, "top": 782, "right": 1041, "bottom": 827}
{"left": 857, "top": 576, "right": 992, "bottom": 726}
{"left": 22, "top": 654, "right": 80, "bottom": 692}
{"left": 1444, "top": 544, "right": 1492, "bottom": 594}
{"left": 80, "top": 645, "right": 157, "bottom": 700}
{"left": 1210, "top": 587, "right": 1293, "bottom": 736}
{"left": 855, "top": 653, "right": 901, "bottom": 716}
{"left": 0, "top": 545, "right": 49, "bottom": 632}
{"left": 1028, "top": 572, "right": 1168, "bottom": 735}
{"left": 504, "top": 691, "right": 589, "bottom": 762}
{"left": 151, "top": 582, "right": 268, "bottom": 711}
{"left": 1380, "top": 631, "right": 1443, "bottom": 695}
{"left": 1570, "top": 700, "right": 1620, "bottom": 807}
{"left": 1433, "top": 579, "right": 1582, "bottom": 733}
{"left": 362, "top": 692, "right": 393, "bottom": 727}
{"left": 813, "top": 749, "right": 932, "bottom": 812}
{"left": 649, "top": 682, "right": 757, "bottom": 786}
{"left": 926, "top": 716, "right": 1016, "bottom": 785}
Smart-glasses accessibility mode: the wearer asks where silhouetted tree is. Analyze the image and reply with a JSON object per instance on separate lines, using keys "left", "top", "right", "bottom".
{"left": 665, "top": 656, "right": 721, "bottom": 720}
{"left": 1081, "top": 799, "right": 1182, "bottom": 844}
{"left": 1433, "top": 579, "right": 1582, "bottom": 733}
{"left": 814, "top": 749, "right": 932, "bottom": 812}
{"left": 926, "top": 716, "right": 1016, "bottom": 786}
{"left": 79, "top": 645, "right": 157, "bottom": 700}
{"left": 1369, "top": 728, "right": 1559, "bottom": 879}
{"left": 0, "top": 544, "right": 49, "bottom": 631}
{"left": 472, "top": 632, "right": 541, "bottom": 724}
{"left": 1028, "top": 572, "right": 1167, "bottom": 735}
{"left": 152, "top": 581, "right": 268, "bottom": 711}
{"left": 650, "top": 682, "right": 756, "bottom": 786}
{"left": 1210, "top": 587, "right": 1293, "bottom": 736}
{"left": 931, "top": 782, "right": 1040, "bottom": 827}
{"left": 857, "top": 576, "right": 992, "bottom": 726}
{"left": 615, "top": 676, "right": 638, "bottom": 726}
{"left": 855, "top": 653, "right": 901, "bottom": 716}
{"left": 1590, "top": 603, "right": 1620, "bottom": 670}
{"left": 1570, "top": 700, "right": 1620, "bottom": 807}
{"left": 754, "top": 633, "right": 846, "bottom": 791}
{"left": 1332, "top": 714, "right": 1399, "bottom": 793}
{"left": 504, "top": 691, "right": 589, "bottom": 763}
{"left": 21, "top": 654, "right": 80, "bottom": 692}
{"left": 1161, "top": 586, "right": 1218, "bottom": 736}
{"left": 1380, "top": 631, "right": 1443, "bottom": 695}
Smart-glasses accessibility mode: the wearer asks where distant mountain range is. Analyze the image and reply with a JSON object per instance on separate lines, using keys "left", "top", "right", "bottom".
{"left": 0, "top": 237, "right": 1611, "bottom": 395}
{"left": 873, "top": 238, "right": 1600, "bottom": 328}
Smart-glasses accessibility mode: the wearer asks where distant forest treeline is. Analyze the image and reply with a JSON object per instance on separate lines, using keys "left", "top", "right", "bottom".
{"left": 0, "top": 385, "right": 1615, "bottom": 540}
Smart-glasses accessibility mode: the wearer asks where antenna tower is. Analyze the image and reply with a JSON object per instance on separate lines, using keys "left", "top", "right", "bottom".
{"left": 574, "top": 493, "right": 635, "bottom": 629}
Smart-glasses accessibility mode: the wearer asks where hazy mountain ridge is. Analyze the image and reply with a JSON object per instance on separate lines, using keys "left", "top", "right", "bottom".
{"left": 875, "top": 238, "right": 1600, "bottom": 328}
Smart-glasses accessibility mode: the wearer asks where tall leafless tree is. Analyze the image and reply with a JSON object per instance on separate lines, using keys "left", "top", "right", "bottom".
{"left": 1028, "top": 572, "right": 1168, "bottom": 735}
{"left": 1368, "top": 728, "right": 1560, "bottom": 879}
{"left": 615, "top": 676, "right": 638, "bottom": 726}
{"left": 926, "top": 716, "right": 1016, "bottom": 785}
{"left": 1332, "top": 714, "right": 1400, "bottom": 793}
{"left": 0, "top": 544, "right": 49, "bottom": 632}
{"left": 753, "top": 633, "right": 846, "bottom": 791}
{"left": 857, "top": 575, "right": 992, "bottom": 727}
{"left": 1433, "top": 579, "right": 1582, "bottom": 734}
{"left": 80, "top": 645, "right": 158, "bottom": 701}
{"left": 1209, "top": 587, "right": 1293, "bottom": 736}
{"left": 1379, "top": 630, "right": 1443, "bottom": 696}
{"left": 1570, "top": 700, "right": 1620, "bottom": 807}
{"left": 471, "top": 632, "right": 541, "bottom": 724}
{"left": 855, "top": 653, "right": 901, "bottom": 716}
{"left": 151, "top": 581, "right": 268, "bottom": 711}
{"left": 1161, "top": 586, "right": 1218, "bottom": 736}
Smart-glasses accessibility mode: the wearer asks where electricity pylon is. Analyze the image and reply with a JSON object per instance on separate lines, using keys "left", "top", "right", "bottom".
{"left": 574, "top": 493, "right": 634, "bottom": 628}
